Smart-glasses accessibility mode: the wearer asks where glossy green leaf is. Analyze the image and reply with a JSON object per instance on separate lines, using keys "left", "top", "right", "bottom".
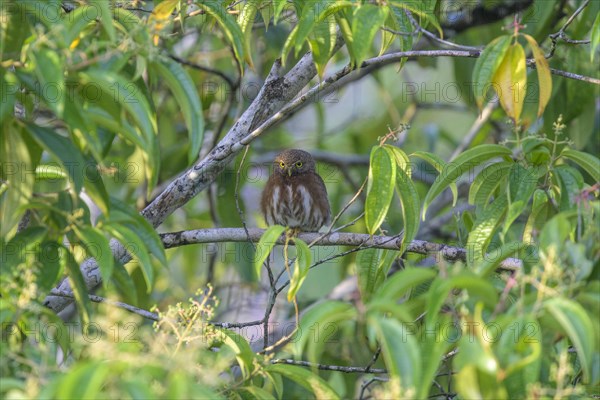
{"left": 466, "top": 196, "right": 507, "bottom": 265}
{"left": 545, "top": 297, "right": 595, "bottom": 381}
{"left": 288, "top": 238, "right": 311, "bottom": 301}
{"left": 365, "top": 146, "right": 396, "bottom": 234}
{"left": 150, "top": 57, "right": 204, "bottom": 163}
{"left": 1, "top": 227, "right": 47, "bottom": 272}
{"left": 561, "top": 148, "right": 600, "bottom": 183}
{"left": 493, "top": 43, "right": 527, "bottom": 122}
{"left": 468, "top": 161, "right": 513, "bottom": 207}
{"left": 267, "top": 364, "right": 340, "bottom": 399}
{"left": 394, "top": 165, "right": 420, "bottom": 251}
{"left": 423, "top": 145, "right": 512, "bottom": 219}
{"left": 254, "top": 225, "right": 285, "bottom": 278}
{"left": 351, "top": 4, "right": 388, "bottom": 67}
{"left": 472, "top": 35, "right": 512, "bottom": 110}
{"left": 522, "top": 34, "right": 552, "bottom": 117}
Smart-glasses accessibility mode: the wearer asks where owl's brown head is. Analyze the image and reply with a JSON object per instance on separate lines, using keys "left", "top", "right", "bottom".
{"left": 273, "top": 149, "right": 316, "bottom": 177}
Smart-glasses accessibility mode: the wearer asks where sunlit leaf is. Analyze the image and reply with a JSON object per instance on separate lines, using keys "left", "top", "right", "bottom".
{"left": 492, "top": 42, "right": 527, "bottom": 122}
{"left": 522, "top": 34, "right": 552, "bottom": 117}
{"left": 472, "top": 35, "right": 512, "bottom": 110}
{"left": 254, "top": 225, "right": 286, "bottom": 278}
{"left": 365, "top": 146, "right": 396, "bottom": 234}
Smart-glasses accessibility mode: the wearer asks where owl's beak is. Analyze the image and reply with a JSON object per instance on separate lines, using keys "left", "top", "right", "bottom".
{"left": 287, "top": 167, "right": 292, "bottom": 177}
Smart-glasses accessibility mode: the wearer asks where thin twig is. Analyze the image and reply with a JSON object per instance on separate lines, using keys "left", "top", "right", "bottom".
{"left": 271, "top": 358, "right": 387, "bottom": 374}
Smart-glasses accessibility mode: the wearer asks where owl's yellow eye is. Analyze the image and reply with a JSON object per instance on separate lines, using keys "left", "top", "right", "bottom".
{"left": 279, "top": 161, "right": 285, "bottom": 168}
{"left": 295, "top": 161, "right": 303, "bottom": 168}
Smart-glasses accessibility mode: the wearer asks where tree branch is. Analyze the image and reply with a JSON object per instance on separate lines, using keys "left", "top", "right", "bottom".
{"left": 160, "top": 228, "right": 523, "bottom": 271}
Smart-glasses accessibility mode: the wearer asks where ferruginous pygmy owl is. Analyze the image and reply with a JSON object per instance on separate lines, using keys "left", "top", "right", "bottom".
{"left": 261, "top": 149, "right": 331, "bottom": 232}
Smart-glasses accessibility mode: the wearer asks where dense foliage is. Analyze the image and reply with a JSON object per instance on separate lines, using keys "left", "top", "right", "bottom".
{"left": 1, "top": 0, "right": 599, "bottom": 398}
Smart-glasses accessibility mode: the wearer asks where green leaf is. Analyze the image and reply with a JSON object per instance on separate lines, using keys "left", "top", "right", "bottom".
{"left": 254, "top": 225, "right": 286, "bottom": 278}
{"left": 288, "top": 238, "right": 311, "bottom": 301}
{"left": 472, "top": 35, "right": 512, "bottom": 110}
{"left": 365, "top": 146, "right": 396, "bottom": 234}
{"left": 1, "top": 227, "right": 47, "bottom": 272}
{"left": 504, "top": 164, "right": 539, "bottom": 234}
{"left": 215, "top": 328, "right": 256, "bottom": 380}
{"left": 493, "top": 42, "right": 527, "bottom": 122}
{"left": 395, "top": 165, "right": 420, "bottom": 251}
{"left": 73, "top": 226, "right": 114, "bottom": 285}
{"left": 466, "top": 196, "right": 507, "bottom": 265}
{"left": 65, "top": 5, "right": 98, "bottom": 46}
{"left": 150, "top": 57, "right": 204, "bottom": 164}
{"left": 308, "top": 15, "right": 338, "bottom": 77}
{"left": 29, "top": 46, "right": 65, "bottom": 117}
{"left": 477, "top": 241, "right": 529, "bottom": 277}
{"left": 369, "top": 317, "right": 421, "bottom": 392}
{"left": 539, "top": 213, "right": 571, "bottom": 255}
{"left": 293, "top": 301, "right": 356, "bottom": 364}
{"left": 0, "top": 71, "right": 17, "bottom": 123}
{"left": 273, "top": 0, "right": 290, "bottom": 24}
{"left": 79, "top": 70, "right": 158, "bottom": 192}
{"left": 196, "top": 2, "right": 245, "bottom": 72}
{"left": 554, "top": 165, "right": 584, "bottom": 211}
{"left": 522, "top": 34, "right": 552, "bottom": 117}
{"left": 523, "top": 189, "right": 549, "bottom": 243}
{"left": 545, "top": 297, "right": 595, "bottom": 381}
{"left": 351, "top": 4, "right": 388, "bottom": 67}
{"left": 62, "top": 246, "right": 92, "bottom": 325}
{"left": 372, "top": 267, "right": 436, "bottom": 301}
{"left": 411, "top": 151, "right": 458, "bottom": 206}
{"left": 423, "top": 145, "right": 512, "bottom": 219}
{"left": 356, "top": 248, "right": 383, "bottom": 302}
{"left": 54, "top": 362, "right": 110, "bottom": 400}
{"left": 91, "top": 0, "right": 116, "bottom": 42}
{"left": 590, "top": 12, "right": 600, "bottom": 62}
{"left": 267, "top": 364, "right": 340, "bottom": 399}
{"left": 561, "top": 148, "right": 600, "bottom": 184}
{"left": 238, "top": 0, "right": 259, "bottom": 69}
{"left": 109, "top": 198, "right": 167, "bottom": 267}
{"left": 293, "top": 1, "right": 352, "bottom": 57}
{"left": 468, "top": 161, "right": 513, "bottom": 208}
{"left": 25, "top": 124, "right": 85, "bottom": 193}
{"left": 1, "top": 123, "right": 36, "bottom": 236}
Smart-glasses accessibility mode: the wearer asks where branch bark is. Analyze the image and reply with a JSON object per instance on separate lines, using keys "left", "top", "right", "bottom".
{"left": 160, "top": 228, "right": 523, "bottom": 271}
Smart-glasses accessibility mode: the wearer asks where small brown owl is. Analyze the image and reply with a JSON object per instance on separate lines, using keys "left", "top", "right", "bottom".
{"left": 261, "top": 149, "right": 331, "bottom": 232}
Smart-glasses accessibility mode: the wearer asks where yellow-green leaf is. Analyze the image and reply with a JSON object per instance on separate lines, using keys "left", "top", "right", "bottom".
{"left": 254, "top": 225, "right": 286, "bottom": 278}
{"left": 522, "top": 34, "right": 552, "bottom": 117}
{"left": 492, "top": 42, "right": 527, "bottom": 122}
